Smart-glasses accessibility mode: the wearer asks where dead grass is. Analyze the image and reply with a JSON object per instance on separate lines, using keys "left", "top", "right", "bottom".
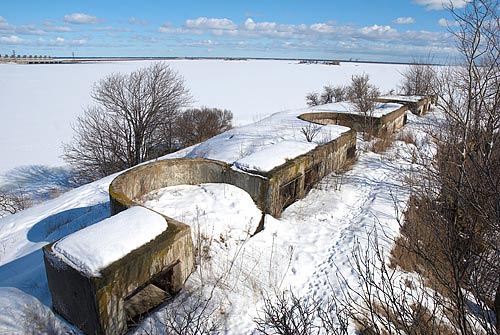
{"left": 396, "top": 130, "right": 417, "bottom": 146}
{"left": 355, "top": 302, "right": 456, "bottom": 335}
{"left": 371, "top": 131, "right": 395, "bottom": 153}
{"left": 389, "top": 198, "right": 456, "bottom": 299}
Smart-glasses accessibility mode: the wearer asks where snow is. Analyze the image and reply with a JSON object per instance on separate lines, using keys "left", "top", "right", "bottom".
{"left": 185, "top": 107, "right": 349, "bottom": 165}
{"left": 311, "top": 101, "right": 404, "bottom": 117}
{"left": 52, "top": 206, "right": 167, "bottom": 277}
{"left": 0, "top": 59, "right": 406, "bottom": 181}
{"left": 0, "top": 60, "right": 435, "bottom": 334}
{"left": 139, "top": 183, "right": 263, "bottom": 242}
{"left": 234, "top": 140, "right": 317, "bottom": 172}
{"left": 380, "top": 94, "right": 425, "bottom": 102}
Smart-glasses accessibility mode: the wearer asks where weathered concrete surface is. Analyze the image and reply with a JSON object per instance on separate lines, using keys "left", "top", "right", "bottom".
{"left": 109, "top": 128, "right": 356, "bottom": 219}
{"left": 299, "top": 105, "right": 409, "bottom": 137}
{"left": 44, "top": 210, "right": 194, "bottom": 335}
{"left": 375, "top": 95, "right": 436, "bottom": 116}
{"left": 109, "top": 158, "right": 269, "bottom": 217}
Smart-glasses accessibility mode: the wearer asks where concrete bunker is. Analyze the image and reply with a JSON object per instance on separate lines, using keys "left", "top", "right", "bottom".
{"left": 375, "top": 95, "right": 436, "bottom": 116}
{"left": 43, "top": 206, "right": 194, "bottom": 335}
{"left": 299, "top": 104, "right": 409, "bottom": 137}
{"left": 43, "top": 96, "right": 434, "bottom": 334}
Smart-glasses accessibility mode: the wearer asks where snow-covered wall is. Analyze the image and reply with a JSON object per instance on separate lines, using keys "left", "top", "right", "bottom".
{"left": 43, "top": 207, "right": 194, "bottom": 335}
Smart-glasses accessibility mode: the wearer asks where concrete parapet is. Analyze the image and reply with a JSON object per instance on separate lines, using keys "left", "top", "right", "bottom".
{"left": 375, "top": 95, "right": 436, "bottom": 116}
{"left": 299, "top": 105, "right": 408, "bottom": 137}
{"left": 43, "top": 209, "right": 194, "bottom": 335}
{"left": 46, "top": 114, "right": 358, "bottom": 334}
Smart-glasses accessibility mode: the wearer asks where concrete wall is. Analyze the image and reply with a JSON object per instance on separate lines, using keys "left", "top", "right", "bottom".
{"left": 375, "top": 96, "right": 436, "bottom": 116}
{"left": 109, "top": 129, "right": 356, "bottom": 219}
{"left": 46, "top": 118, "right": 358, "bottom": 335}
{"left": 299, "top": 106, "right": 408, "bottom": 137}
{"left": 109, "top": 158, "right": 269, "bottom": 218}
{"left": 299, "top": 112, "right": 382, "bottom": 135}
{"left": 44, "top": 211, "right": 194, "bottom": 335}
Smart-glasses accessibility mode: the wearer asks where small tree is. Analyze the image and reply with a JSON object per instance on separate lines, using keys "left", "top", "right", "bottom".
{"left": 175, "top": 107, "right": 233, "bottom": 147}
{"left": 399, "top": 58, "right": 436, "bottom": 96}
{"left": 63, "top": 62, "right": 192, "bottom": 181}
{"left": 306, "top": 92, "right": 321, "bottom": 106}
{"left": 306, "top": 85, "right": 346, "bottom": 107}
{"left": 0, "top": 188, "right": 32, "bottom": 216}
{"left": 346, "top": 74, "right": 380, "bottom": 137}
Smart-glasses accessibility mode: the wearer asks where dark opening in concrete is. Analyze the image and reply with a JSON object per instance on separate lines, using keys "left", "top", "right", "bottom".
{"left": 280, "top": 175, "right": 302, "bottom": 210}
{"left": 304, "top": 164, "right": 321, "bottom": 193}
{"left": 124, "top": 260, "right": 180, "bottom": 326}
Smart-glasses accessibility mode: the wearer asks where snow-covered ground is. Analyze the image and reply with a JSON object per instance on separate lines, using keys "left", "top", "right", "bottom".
{"left": 0, "top": 59, "right": 433, "bottom": 334}
{"left": 0, "top": 59, "right": 405, "bottom": 181}
{"left": 0, "top": 107, "right": 439, "bottom": 334}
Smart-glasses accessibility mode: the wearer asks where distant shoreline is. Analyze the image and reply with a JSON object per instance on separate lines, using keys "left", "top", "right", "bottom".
{"left": 0, "top": 56, "right": 436, "bottom": 66}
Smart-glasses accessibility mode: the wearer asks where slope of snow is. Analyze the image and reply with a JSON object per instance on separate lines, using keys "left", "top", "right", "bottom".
{"left": 0, "top": 60, "right": 406, "bottom": 180}
{"left": 185, "top": 107, "right": 349, "bottom": 164}
{"left": 0, "top": 60, "right": 428, "bottom": 334}
{"left": 52, "top": 206, "right": 168, "bottom": 277}
{"left": 380, "top": 94, "right": 425, "bottom": 102}
{"left": 139, "top": 183, "right": 263, "bottom": 243}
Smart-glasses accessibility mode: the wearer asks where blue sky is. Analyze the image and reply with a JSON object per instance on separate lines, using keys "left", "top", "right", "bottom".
{"left": 0, "top": 0, "right": 467, "bottom": 62}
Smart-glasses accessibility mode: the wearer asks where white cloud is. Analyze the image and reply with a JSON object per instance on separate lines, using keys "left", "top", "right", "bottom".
{"left": 244, "top": 18, "right": 256, "bottom": 30}
{"left": 128, "top": 17, "right": 149, "bottom": 26}
{"left": 0, "top": 35, "right": 24, "bottom": 43}
{"left": 413, "top": 0, "right": 469, "bottom": 10}
{"left": 392, "top": 17, "right": 416, "bottom": 24}
{"left": 359, "top": 25, "right": 397, "bottom": 36}
{"left": 63, "top": 13, "right": 101, "bottom": 25}
{"left": 94, "top": 26, "right": 131, "bottom": 32}
{"left": 0, "top": 19, "right": 45, "bottom": 35}
{"left": 438, "top": 18, "right": 460, "bottom": 27}
{"left": 71, "top": 39, "right": 87, "bottom": 45}
{"left": 185, "top": 17, "right": 237, "bottom": 30}
{"left": 43, "top": 21, "right": 74, "bottom": 32}
{"left": 310, "top": 23, "right": 335, "bottom": 33}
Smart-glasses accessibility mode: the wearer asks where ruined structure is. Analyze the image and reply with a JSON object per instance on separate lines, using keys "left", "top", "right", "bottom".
{"left": 43, "top": 207, "right": 194, "bottom": 335}
{"left": 300, "top": 102, "right": 409, "bottom": 136}
{"left": 43, "top": 95, "right": 434, "bottom": 335}
{"left": 375, "top": 95, "right": 436, "bottom": 116}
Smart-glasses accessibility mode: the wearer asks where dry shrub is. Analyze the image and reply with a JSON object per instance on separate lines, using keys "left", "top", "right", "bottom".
{"left": 396, "top": 131, "right": 417, "bottom": 145}
{"left": 389, "top": 197, "right": 455, "bottom": 298}
{"left": 357, "top": 303, "right": 455, "bottom": 335}
{"left": 371, "top": 131, "right": 394, "bottom": 153}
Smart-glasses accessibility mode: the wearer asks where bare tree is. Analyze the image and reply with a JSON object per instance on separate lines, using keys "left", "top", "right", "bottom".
{"left": 0, "top": 187, "right": 32, "bottom": 216}
{"left": 346, "top": 74, "right": 380, "bottom": 116}
{"left": 346, "top": 74, "right": 380, "bottom": 137}
{"left": 63, "top": 62, "right": 192, "bottom": 181}
{"left": 388, "top": 1, "right": 500, "bottom": 333}
{"left": 306, "top": 92, "right": 321, "bottom": 106}
{"left": 306, "top": 85, "right": 346, "bottom": 107}
{"left": 175, "top": 107, "right": 233, "bottom": 147}
{"left": 399, "top": 57, "right": 436, "bottom": 96}
{"left": 300, "top": 122, "right": 321, "bottom": 142}
{"left": 254, "top": 290, "right": 319, "bottom": 335}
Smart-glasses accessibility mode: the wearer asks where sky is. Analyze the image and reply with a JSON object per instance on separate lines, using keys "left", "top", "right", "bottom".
{"left": 0, "top": 0, "right": 469, "bottom": 63}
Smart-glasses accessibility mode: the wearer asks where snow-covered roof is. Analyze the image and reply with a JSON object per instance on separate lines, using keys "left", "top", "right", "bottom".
{"left": 52, "top": 206, "right": 168, "bottom": 277}
{"left": 185, "top": 108, "right": 350, "bottom": 169}
{"left": 379, "top": 95, "right": 425, "bottom": 103}
{"left": 311, "top": 101, "right": 404, "bottom": 118}
{"left": 234, "top": 140, "right": 318, "bottom": 173}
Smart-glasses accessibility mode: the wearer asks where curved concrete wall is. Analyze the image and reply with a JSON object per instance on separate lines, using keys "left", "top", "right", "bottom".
{"left": 299, "top": 106, "right": 408, "bottom": 136}
{"left": 109, "top": 158, "right": 269, "bottom": 216}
